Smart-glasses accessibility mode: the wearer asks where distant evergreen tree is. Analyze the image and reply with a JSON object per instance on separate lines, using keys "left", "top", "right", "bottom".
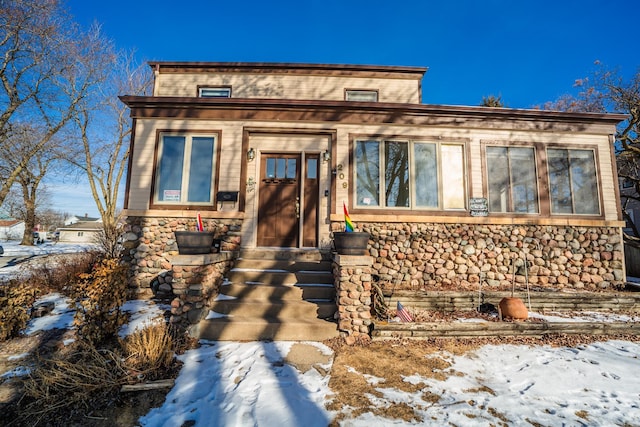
{"left": 481, "top": 95, "right": 505, "bottom": 107}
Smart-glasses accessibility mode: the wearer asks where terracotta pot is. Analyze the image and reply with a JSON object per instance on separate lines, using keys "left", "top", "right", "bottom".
{"left": 333, "top": 232, "right": 370, "bottom": 255}
{"left": 498, "top": 297, "right": 528, "bottom": 320}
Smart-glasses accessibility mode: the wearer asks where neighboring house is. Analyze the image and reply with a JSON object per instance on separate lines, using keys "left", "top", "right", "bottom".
{"left": 619, "top": 177, "right": 640, "bottom": 236}
{"left": 0, "top": 218, "right": 25, "bottom": 241}
{"left": 64, "top": 214, "right": 101, "bottom": 226}
{"left": 120, "top": 62, "right": 627, "bottom": 292}
{"left": 57, "top": 221, "right": 103, "bottom": 243}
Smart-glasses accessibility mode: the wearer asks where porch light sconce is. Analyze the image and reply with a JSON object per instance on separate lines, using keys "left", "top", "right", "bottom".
{"left": 322, "top": 150, "right": 331, "bottom": 162}
{"left": 247, "top": 147, "right": 256, "bottom": 161}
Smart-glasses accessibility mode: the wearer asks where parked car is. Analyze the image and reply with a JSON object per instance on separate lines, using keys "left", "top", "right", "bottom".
{"left": 0, "top": 244, "right": 3, "bottom": 256}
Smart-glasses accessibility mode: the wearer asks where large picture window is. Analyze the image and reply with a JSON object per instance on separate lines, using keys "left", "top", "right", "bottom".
{"left": 156, "top": 134, "right": 216, "bottom": 204}
{"left": 548, "top": 148, "right": 599, "bottom": 215}
{"left": 355, "top": 139, "right": 465, "bottom": 210}
{"left": 486, "top": 146, "right": 538, "bottom": 213}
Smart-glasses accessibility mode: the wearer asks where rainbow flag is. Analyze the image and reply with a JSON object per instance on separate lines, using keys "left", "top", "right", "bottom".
{"left": 196, "top": 212, "right": 204, "bottom": 232}
{"left": 343, "top": 202, "right": 354, "bottom": 232}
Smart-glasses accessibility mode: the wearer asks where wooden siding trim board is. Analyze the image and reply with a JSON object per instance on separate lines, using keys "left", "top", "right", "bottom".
{"left": 149, "top": 61, "right": 428, "bottom": 80}
{"left": 119, "top": 96, "right": 626, "bottom": 130}
{"left": 327, "top": 213, "right": 624, "bottom": 227}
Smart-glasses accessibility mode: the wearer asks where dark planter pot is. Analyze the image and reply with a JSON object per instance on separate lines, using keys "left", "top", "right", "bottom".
{"left": 333, "top": 231, "right": 370, "bottom": 255}
{"left": 175, "top": 231, "right": 215, "bottom": 255}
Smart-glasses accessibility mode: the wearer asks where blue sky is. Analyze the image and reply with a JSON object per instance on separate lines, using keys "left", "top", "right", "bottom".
{"left": 57, "top": 0, "right": 639, "bottom": 217}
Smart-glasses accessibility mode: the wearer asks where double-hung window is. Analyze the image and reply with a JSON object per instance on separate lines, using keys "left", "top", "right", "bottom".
{"left": 486, "top": 146, "right": 539, "bottom": 213}
{"left": 155, "top": 134, "right": 216, "bottom": 204}
{"left": 355, "top": 139, "right": 465, "bottom": 210}
{"left": 548, "top": 148, "right": 600, "bottom": 215}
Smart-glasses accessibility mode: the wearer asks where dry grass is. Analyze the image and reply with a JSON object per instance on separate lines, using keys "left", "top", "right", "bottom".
{"left": 120, "top": 322, "right": 174, "bottom": 378}
{"left": 15, "top": 341, "right": 129, "bottom": 426}
{"left": 325, "top": 338, "right": 477, "bottom": 424}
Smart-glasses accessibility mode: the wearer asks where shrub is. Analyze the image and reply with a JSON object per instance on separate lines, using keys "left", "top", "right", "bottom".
{"left": 72, "top": 258, "right": 128, "bottom": 345}
{"left": 0, "top": 281, "right": 38, "bottom": 341}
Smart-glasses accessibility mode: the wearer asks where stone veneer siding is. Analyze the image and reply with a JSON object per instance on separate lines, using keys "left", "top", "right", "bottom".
{"left": 168, "top": 253, "right": 235, "bottom": 325}
{"left": 334, "top": 223, "right": 625, "bottom": 292}
{"left": 333, "top": 254, "right": 374, "bottom": 337}
{"left": 122, "top": 216, "right": 242, "bottom": 294}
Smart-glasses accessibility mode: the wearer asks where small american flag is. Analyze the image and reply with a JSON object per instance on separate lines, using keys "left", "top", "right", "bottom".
{"left": 396, "top": 301, "right": 413, "bottom": 323}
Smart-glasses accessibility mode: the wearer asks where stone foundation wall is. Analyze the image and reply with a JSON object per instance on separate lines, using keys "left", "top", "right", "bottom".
{"left": 333, "top": 255, "right": 374, "bottom": 337}
{"left": 168, "top": 253, "right": 235, "bottom": 325}
{"left": 122, "top": 216, "right": 242, "bottom": 293}
{"left": 333, "top": 223, "right": 625, "bottom": 292}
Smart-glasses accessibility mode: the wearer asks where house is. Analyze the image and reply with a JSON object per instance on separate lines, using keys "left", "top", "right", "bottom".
{"left": 64, "top": 214, "right": 101, "bottom": 226}
{"left": 120, "top": 62, "right": 627, "bottom": 297}
{"left": 0, "top": 216, "right": 25, "bottom": 241}
{"left": 57, "top": 218, "right": 103, "bottom": 243}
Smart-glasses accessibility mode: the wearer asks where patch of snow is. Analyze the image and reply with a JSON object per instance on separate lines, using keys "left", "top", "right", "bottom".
{"left": 205, "top": 310, "right": 229, "bottom": 320}
{"left": 119, "top": 300, "right": 169, "bottom": 338}
{"left": 24, "top": 293, "right": 75, "bottom": 335}
{"left": 139, "top": 341, "right": 333, "bottom": 427}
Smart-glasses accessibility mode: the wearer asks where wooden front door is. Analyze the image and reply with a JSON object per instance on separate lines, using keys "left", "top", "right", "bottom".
{"left": 257, "top": 153, "right": 301, "bottom": 247}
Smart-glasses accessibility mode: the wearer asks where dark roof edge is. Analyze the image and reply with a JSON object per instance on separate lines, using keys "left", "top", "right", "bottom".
{"left": 148, "top": 61, "right": 428, "bottom": 76}
{"left": 119, "top": 96, "right": 628, "bottom": 124}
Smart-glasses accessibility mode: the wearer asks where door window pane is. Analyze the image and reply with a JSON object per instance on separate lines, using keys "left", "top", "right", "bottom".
{"left": 414, "top": 143, "right": 438, "bottom": 208}
{"left": 356, "top": 140, "right": 380, "bottom": 206}
{"left": 286, "top": 158, "right": 297, "bottom": 179}
{"left": 384, "top": 141, "right": 409, "bottom": 207}
{"left": 307, "top": 158, "right": 317, "bottom": 179}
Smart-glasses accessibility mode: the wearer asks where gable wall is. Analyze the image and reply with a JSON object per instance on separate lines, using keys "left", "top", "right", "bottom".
{"left": 154, "top": 72, "right": 422, "bottom": 103}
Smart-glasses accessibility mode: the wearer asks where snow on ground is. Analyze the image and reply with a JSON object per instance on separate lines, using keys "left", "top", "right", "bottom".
{"left": 0, "top": 240, "right": 97, "bottom": 257}
{"left": 140, "top": 341, "right": 334, "bottom": 427}
{"left": 4, "top": 292, "right": 640, "bottom": 426}
{"left": 0, "top": 241, "right": 97, "bottom": 280}
{"left": 3, "top": 243, "right": 640, "bottom": 425}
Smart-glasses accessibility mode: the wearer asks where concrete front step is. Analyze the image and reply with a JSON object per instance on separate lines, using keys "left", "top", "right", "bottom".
{"left": 227, "top": 269, "right": 333, "bottom": 286}
{"left": 233, "top": 259, "right": 333, "bottom": 272}
{"left": 210, "top": 298, "right": 336, "bottom": 318}
{"left": 191, "top": 316, "right": 339, "bottom": 341}
{"left": 220, "top": 283, "right": 335, "bottom": 300}
{"left": 238, "top": 248, "right": 331, "bottom": 261}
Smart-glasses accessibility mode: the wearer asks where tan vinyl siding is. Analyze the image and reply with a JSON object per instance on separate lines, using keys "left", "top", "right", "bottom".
{"left": 126, "top": 117, "right": 621, "bottom": 224}
{"left": 155, "top": 73, "right": 421, "bottom": 104}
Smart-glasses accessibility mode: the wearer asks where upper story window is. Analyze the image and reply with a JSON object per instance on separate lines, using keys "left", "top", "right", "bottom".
{"left": 345, "top": 89, "right": 378, "bottom": 102}
{"left": 155, "top": 133, "right": 216, "bottom": 205}
{"left": 355, "top": 139, "right": 466, "bottom": 210}
{"left": 547, "top": 148, "right": 600, "bottom": 215}
{"left": 198, "top": 87, "right": 231, "bottom": 98}
{"left": 486, "top": 146, "right": 539, "bottom": 213}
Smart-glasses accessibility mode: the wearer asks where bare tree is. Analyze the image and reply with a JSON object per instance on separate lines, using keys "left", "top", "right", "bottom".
{"left": 543, "top": 63, "right": 640, "bottom": 237}
{"left": 0, "top": 0, "right": 112, "bottom": 207}
{"left": 68, "top": 53, "right": 152, "bottom": 256}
